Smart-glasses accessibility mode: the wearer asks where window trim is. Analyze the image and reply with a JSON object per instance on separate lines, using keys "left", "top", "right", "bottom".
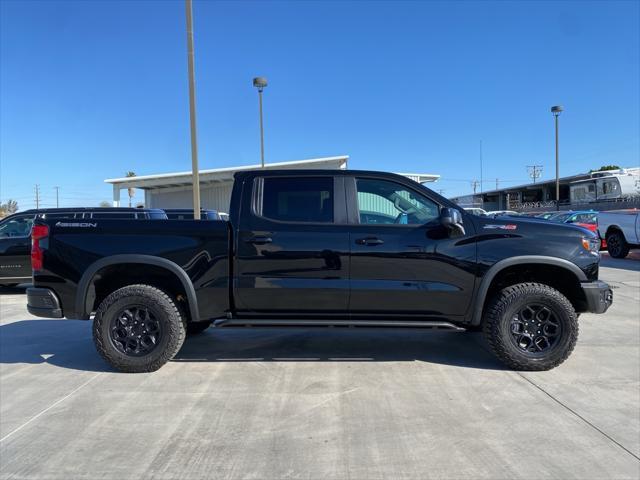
{"left": 347, "top": 176, "right": 443, "bottom": 227}
{"left": 251, "top": 175, "right": 345, "bottom": 225}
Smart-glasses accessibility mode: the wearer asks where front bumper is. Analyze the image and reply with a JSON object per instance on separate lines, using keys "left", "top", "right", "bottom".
{"left": 27, "top": 287, "right": 63, "bottom": 318}
{"left": 581, "top": 280, "right": 613, "bottom": 314}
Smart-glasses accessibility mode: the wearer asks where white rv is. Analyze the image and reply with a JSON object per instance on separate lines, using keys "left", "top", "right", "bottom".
{"left": 569, "top": 168, "right": 640, "bottom": 203}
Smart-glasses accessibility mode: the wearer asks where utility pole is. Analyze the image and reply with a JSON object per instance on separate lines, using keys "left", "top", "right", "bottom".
{"left": 471, "top": 180, "right": 480, "bottom": 195}
{"left": 527, "top": 165, "right": 543, "bottom": 183}
{"left": 185, "top": 0, "right": 201, "bottom": 219}
{"left": 495, "top": 178, "right": 499, "bottom": 190}
{"left": 34, "top": 184, "right": 40, "bottom": 209}
{"left": 54, "top": 186, "right": 60, "bottom": 208}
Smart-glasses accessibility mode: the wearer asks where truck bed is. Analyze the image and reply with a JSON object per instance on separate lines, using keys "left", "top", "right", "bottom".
{"left": 35, "top": 219, "right": 231, "bottom": 321}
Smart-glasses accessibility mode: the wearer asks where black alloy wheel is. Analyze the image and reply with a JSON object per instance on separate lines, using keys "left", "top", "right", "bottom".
{"left": 110, "top": 306, "right": 162, "bottom": 357}
{"left": 509, "top": 304, "right": 561, "bottom": 355}
{"left": 606, "top": 231, "right": 629, "bottom": 259}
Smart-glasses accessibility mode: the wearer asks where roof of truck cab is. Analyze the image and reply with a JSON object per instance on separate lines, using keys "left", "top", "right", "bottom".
{"left": 233, "top": 169, "right": 439, "bottom": 184}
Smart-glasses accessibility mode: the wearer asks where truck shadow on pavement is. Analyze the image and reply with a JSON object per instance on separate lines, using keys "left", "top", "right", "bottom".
{"left": 0, "top": 319, "right": 506, "bottom": 372}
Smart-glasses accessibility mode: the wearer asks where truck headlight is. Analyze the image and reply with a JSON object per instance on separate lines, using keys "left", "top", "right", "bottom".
{"left": 581, "top": 236, "right": 600, "bottom": 253}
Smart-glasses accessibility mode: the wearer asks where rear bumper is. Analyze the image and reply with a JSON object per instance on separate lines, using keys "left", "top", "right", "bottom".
{"left": 581, "top": 280, "right": 613, "bottom": 314}
{"left": 27, "top": 287, "right": 63, "bottom": 318}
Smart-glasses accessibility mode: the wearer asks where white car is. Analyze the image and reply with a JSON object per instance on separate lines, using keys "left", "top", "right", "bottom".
{"left": 486, "top": 210, "right": 520, "bottom": 218}
{"left": 597, "top": 209, "right": 640, "bottom": 258}
{"left": 464, "top": 207, "right": 487, "bottom": 216}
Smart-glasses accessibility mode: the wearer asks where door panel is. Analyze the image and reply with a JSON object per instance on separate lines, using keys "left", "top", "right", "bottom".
{"left": 348, "top": 177, "right": 476, "bottom": 317}
{"left": 234, "top": 176, "right": 350, "bottom": 314}
{"left": 0, "top": 215, "right": 35, "bottom": 281}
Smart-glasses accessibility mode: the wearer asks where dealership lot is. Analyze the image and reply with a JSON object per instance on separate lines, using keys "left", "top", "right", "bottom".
{"left": 0, "top": 253, "right": 638, "bottom": 479}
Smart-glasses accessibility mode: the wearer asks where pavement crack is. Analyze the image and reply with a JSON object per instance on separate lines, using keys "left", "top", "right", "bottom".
{"left": 517, "top": 372, "right": 640, "bottom": 462}
{"left": 0, "top": 372, "right": 102, "bottom": 444}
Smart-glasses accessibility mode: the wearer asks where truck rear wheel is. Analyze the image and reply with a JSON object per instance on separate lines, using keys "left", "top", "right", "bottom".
{"left": 483, "top": 282, "right": 578, "bottom": 371}
{"left": 93, "top": 284, "right": 186, "bottom": 373}
{"left": 606, "top": 230, "right": 629, "bottom": 259}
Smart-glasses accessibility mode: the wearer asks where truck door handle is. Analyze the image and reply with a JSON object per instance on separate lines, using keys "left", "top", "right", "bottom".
{"left": 355, "top": 237, "right": 384, "bottom": 246}
{"left": 245, "top": 235, "right": 272, "bottom": 245}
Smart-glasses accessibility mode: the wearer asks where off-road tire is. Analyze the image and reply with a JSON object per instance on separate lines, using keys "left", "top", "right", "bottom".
{"left": 606, "top": 230, "right": 630, "bottom": 259}
{"left": 483, "top": 282, "right": 578, "bottom": 371}
{"left": 187, "top": 321, "right": 211, "bottom": 335}
{"left": 93, "top": 284, "right": 186, "bottom": 373}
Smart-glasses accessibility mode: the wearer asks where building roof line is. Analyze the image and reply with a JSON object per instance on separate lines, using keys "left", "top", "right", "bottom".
{"left": 105, "top": 155, "right": 350, "bottom": 185}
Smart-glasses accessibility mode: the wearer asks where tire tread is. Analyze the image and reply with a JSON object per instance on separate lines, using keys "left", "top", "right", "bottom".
{"left": 483, "top": 282, "right": 578, "bottom": 371}
{"left": 93, "top": 284, "right": 186, "bottom": 373}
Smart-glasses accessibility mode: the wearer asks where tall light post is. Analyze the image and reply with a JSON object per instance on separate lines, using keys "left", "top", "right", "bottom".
{"left": 551, "top": 105, "right": 563, "bottom": 210}
{"left": 185, "top": 0, "right": 201, "bottom": 219}
{"left": 253, "top": 77, "right": 268, "bottom": 168}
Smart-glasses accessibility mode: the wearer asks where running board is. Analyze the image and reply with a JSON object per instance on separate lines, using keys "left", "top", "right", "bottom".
{"left": 213, "top": 318, "right": 465, "bottom": 330}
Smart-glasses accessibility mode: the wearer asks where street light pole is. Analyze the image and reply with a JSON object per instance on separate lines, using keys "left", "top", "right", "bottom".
{"left": 185, "top": 0, "right": 201, "bottom": 219}
{"left": 253, "top": 77, "right": 268, "bottom": 168}
{"left": 551, "top": 105, "right": 563, "bottom": 211}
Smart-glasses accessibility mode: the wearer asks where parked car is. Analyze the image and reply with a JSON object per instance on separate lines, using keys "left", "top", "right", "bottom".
{"left": 535, "top": 212, "right": 558, "bottom": 220}
{"left": 164, "top": 209, "right": 222, "bottom": 220}
{"left": 0, "top": 208, "right": 167, "bottom": 286}
{"left": 463, "top": 208, "right": 488, "bottom": 216}
{"left": 486, "top": 210, "right": 521, "bottom": 218}
{"left": 27, "top": 169, "right": 611, "bottom": 372}
{"left": 597, "top": 209, "right": 640, "bottom": 258}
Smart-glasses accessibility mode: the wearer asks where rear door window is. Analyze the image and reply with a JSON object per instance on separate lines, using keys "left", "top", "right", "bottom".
{"left": 259, "top": 177, "right": 334, "bottom": 223}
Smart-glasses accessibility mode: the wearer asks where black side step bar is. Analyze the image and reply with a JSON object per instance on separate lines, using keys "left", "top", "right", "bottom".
{"left": 213, "top": 318, "right": 465, "bottom": 331}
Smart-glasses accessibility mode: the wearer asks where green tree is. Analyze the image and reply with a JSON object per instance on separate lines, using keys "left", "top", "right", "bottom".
{"left": 590, "top": 165, "right": 621, "bottom": 173}
{"left": 125, "top": 171, "right": 136, "bottom": 207}
{"left": 99, "top": 201, "right": 111, "bottom": 208}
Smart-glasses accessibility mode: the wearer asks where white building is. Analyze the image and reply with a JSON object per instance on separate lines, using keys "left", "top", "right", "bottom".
{"left": 105, "top": 155, "right": 440, "bottom": 212}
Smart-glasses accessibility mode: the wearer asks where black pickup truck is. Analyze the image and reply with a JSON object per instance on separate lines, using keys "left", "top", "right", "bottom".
{"left": 27, "top": 170, "right": 612, "bottom": 372}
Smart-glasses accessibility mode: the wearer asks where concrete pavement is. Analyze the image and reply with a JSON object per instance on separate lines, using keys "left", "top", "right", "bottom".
{"left": 1, "top": 252, "right": 639, "bottom": 479}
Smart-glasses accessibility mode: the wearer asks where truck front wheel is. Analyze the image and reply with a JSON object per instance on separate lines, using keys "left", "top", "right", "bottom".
{"left": 483, "top": 283, "right": 578, "bottom": 371}
{"left": 93, "top": 284, "right": 186, "bottom": 373}
{"left": 606, "top": 230, "right": 629, "bottom": 259}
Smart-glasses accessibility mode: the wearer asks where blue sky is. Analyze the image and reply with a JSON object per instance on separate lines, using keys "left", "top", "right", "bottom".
{"left": 1, "top": 0, "right": 638, "bottom": 210}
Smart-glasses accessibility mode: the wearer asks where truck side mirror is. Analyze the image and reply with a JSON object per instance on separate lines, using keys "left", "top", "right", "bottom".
{"left": 440, "top": 207, "right": 465, "bottom": 236}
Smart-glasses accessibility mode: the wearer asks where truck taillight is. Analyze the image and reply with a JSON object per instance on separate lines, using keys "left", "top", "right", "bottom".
{"left": 31, "top": 224, "right": 49, "bottom": 272}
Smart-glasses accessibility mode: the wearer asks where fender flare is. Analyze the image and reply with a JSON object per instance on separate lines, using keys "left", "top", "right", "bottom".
{"left": 470, "top": 255, "right": 587, "bottom": 326}
{"left": 75, "top": 254, "right": 199, "bottom": 322}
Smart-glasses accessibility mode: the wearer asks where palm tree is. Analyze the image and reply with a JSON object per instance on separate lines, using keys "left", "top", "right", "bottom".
{"left": 125, "top": 171, "right": 136, "bottom": 207}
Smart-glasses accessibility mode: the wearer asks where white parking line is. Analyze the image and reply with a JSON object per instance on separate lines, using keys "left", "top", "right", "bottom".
{"left": 0, "top": 372, "right": 102, "bottom": 443}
